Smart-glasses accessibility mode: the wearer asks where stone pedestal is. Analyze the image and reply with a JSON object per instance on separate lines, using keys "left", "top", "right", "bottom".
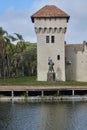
{"left": 47, "top": 72, "right": 55, "bottom": 81}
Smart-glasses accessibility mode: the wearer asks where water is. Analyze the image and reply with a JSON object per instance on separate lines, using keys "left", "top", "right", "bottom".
{"left": 0, "top": 101, "right": 87, "bottom": 130}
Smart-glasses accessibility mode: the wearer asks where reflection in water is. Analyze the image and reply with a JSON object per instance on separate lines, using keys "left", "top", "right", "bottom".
{"left": 0, "top": 102, "right": 87, "bottom": 130}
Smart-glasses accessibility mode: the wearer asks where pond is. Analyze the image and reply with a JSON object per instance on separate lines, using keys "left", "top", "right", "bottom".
{"left": 0, "top": 101, "right": 87, "bottom": 130}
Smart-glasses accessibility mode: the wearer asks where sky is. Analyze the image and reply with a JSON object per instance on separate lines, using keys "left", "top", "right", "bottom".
{"left": 0, "top": 0, "right": 87, "bottom": 44}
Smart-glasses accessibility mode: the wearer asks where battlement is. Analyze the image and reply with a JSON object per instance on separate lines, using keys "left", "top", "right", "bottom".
{"left": 66, "top": 41, "right": 87, "bottom": 53}
{"left": 34, "top": 27, "right": 67, "bottom": 34}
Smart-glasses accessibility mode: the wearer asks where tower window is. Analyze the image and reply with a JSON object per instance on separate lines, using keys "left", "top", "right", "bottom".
{"left": 46, "top": 36, "right": 49, "bottom": 43}
{"left": 51, "top": 36, "right": 55, "bottom": 43}
{"left": 57, "top": 55, "right": 60, "bottom": 60}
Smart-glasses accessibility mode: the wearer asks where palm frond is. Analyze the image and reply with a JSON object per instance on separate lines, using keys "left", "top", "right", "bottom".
{"left": 14, "top": 33, "right": 24, "bottom": 41}
{"left": 0, "top": 27, "right": 8, "bottom": 36}
{"left": 8, "top": 35, "right": 17, "bottom": 41}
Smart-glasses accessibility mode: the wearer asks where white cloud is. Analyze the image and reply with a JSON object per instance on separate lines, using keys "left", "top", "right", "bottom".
{"left": 0, "top": 7, "right": 36, "bottom": 42}
{"left": 0, "top": 0, "right": 87, "bottom": 43}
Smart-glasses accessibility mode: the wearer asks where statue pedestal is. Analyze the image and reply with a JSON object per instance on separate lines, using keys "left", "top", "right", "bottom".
{"left": 47, "top": 72, "right": 55, "bottom": 81}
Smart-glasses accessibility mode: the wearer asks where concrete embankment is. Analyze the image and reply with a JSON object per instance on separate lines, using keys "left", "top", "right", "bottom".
{"left": 0, "top": 85, "right": 87, "bottom": 102}
{"left": 1, "top": 96, "right": 87, "bottom": 102}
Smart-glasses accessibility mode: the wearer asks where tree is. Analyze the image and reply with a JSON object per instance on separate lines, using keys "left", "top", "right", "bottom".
{"left": 0, "top": 27, "right": 8, "bottom": 79}
{"left": 0, "top": 27, "right": 37, "bottom": 78}
{"left": 14, "top": 33, "right": 25, "bottom": 76}
{"left": 23, "top": 42, "right": 37, "bottom": 76}
{"left": 0, "top": 27, "right": 17, "bottom": 78}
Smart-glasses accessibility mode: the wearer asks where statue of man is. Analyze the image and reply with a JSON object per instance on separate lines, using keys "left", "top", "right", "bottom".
{"left": 48, "top": 57, "right": 54, "bottom": 72}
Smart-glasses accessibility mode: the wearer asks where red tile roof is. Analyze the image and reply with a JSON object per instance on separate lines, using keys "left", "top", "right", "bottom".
{"left": 31, "top": 5, "right": 70, "bottom": 23}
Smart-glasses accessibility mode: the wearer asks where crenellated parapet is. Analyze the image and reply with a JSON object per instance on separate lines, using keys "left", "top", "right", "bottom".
{"left": 34, "top": 27, "right": 67, "bottom": 34}
{"left": 75, "top": 41, "right": 87, "bottom": 53}
{"left": 83, "top": 41, "right": 87, "bottom": 47}
{"left": 66, "top": 41, "right": 87, "bottom": 58}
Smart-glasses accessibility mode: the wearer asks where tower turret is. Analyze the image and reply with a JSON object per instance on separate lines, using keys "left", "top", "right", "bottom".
{"left": 31, "top": 5, "right": 70, "bottom": 81}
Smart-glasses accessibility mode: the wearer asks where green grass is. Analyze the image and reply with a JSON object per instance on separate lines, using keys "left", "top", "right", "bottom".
{"left": 0, "top": 76, "right": 87, "bottom": 86}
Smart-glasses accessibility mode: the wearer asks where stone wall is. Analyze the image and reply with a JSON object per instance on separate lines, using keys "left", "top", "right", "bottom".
{"left": 65, "top": 42, "right": 87, "bottom": 81}
{"left": 34, "top": 18, "right": 68, "bottom": 81}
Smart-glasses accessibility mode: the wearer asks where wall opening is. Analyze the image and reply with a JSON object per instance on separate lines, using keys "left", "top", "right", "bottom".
{"left": 74, "top": 90, "right": 87, "bottom": 95}
{"left": 51, "top": 36, "right": 55, "bottom": 43}
{"left": 14, "top": 91, "right": 26, "bottom": 96}
{"left": 44, "top": 90, "right": 57, "bottom": 96}
{"left": 46, "top": 36, "right": 49, "bottom": 43}
{"left": 28, "top": 91, "right": 41, "bottom": 96}
{"left": 59, "top": 90, "right": 72, "bottom": 95}
{"left": 0, "top": 91, "right": 11, "bottom": 96}
{"left": 57, "top": 55, "right": 60, "bottom": 60}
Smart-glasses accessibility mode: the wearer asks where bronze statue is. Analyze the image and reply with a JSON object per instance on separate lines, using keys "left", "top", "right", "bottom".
{"left": 48, "top": 57, "right": 54, "bottom": 72}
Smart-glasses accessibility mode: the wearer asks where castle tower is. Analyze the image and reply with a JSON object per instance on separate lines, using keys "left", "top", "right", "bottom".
{"left": 31, "top": 5, "right": 70, "bottom": 81}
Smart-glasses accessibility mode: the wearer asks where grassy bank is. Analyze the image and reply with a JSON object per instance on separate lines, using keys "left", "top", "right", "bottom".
{"left": 0, "top": 76, "right": 87, "bottom": 86}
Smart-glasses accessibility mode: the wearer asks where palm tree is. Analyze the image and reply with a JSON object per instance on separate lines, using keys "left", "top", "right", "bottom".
{"left": 14, "top": 33, "right": 25, "bottom": 76}
{"left": 0, "top": 27, "right": 8, "bottom": 79}
{"left": 0, "top": 27, "right": 17, "bottom": 78}
{"left": 5, "top": 41, "right": 16, "bottom": 77}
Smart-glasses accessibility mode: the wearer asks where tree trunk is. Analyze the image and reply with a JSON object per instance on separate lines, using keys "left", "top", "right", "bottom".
{"left": 7, "top": 55, "right": 10, "bottom": 77}
{"left": 2, "top": 48, "right": 5, "bottom": 80}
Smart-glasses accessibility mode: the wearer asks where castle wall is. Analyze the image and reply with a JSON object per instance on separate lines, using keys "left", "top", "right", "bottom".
{"left": 34, "top": 18, "right": 67, "bottom": 81}
{"left": 65, "top": 44, "right": 87, "bottom": 81}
